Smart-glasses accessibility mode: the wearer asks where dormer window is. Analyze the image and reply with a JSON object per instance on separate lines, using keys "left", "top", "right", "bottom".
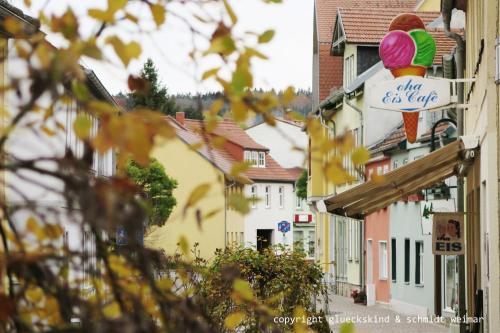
{"left": 258, "top": 152, "right": 265, "bottom": 167}
{"left": 244, "top": 150, "right": 266, "bottom": 167}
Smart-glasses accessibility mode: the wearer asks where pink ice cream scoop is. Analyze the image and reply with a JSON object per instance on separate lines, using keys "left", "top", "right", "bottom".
{"left": 379, "top": 30, "right": 415, "bottom": 70}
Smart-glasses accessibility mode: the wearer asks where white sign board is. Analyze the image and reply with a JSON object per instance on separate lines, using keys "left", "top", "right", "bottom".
{"left": 369, "top": 76, "right": 452, "bottom": 112}
{"left": 432, "top": 213, "right": 465, "bottom": 255}
{"left": 420, "top": 199, "right": 456, "bottom": 235}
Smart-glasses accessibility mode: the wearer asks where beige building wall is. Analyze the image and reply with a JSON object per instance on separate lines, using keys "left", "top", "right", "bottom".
{"left": 464, "top": 1, "right": 499, "bottom": 332}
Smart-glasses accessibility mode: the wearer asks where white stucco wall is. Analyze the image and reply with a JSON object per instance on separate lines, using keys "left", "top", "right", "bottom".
{"left": 246, "top": 120, "right": 307, "bottom": 169}
{"left": 244, "top": 182, "right": 295, "bottom": 248}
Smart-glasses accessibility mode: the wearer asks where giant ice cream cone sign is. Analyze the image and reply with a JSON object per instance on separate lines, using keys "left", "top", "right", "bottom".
{"left": 379, "top": 14, "right": 436, "bottom": 143}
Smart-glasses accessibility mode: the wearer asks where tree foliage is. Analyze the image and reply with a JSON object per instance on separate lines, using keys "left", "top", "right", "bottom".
{"left": 126, "top": 159, "right": 177, "bottom": 228}
{"left": 0, "top": 0, "right": 362, "bottom": 332}
{"left": 127, "top": 58, "right": 178, "bottom": 115}
{"left": 296, "top": 169, "right": 308, "bottom": 200}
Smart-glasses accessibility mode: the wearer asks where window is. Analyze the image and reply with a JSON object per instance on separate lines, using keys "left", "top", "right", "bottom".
{"left": 393, "top": 160, "right": 399, "bottom": 170}
{"left": 308, "top": 230, "right": 315, "bottom": 257}
{"left": 293, "top": 230, "right": 304, "bottom": 251}
{"left": 383, "top": 165, "right": 389, "bottom": 174}
{"left": 377, "top": 166, "right": 382, "bottom": 175}
{"left": 443, "top": 256, "right": 459, "bottom": 312}
{"left": 379, "top": 241, "right": 388, "bottom": 280}
{"left": 258, "top": 152, "right": 265, "bottom": 167}
{"left": 252, "top": 151, "right": 258, "bottom": 165}
{"left": 251, "top": 185, "right": 257, "bottom": 208}
{"left": 265, "top": 186, "right": 271, "bottom": 208}
{"left": 391, "top": 238, "right": 397, "bottom": 282}
{"left": 354, "top": 221, "right": 359, "bottom": 261}
{"left": 295, "top": 194, "right": 302, "bottom": 209}
{"left": 404, "top": 238, "right": 410, "bottom": 283}
{"left": 344, "top": 55, "right": 355, "bottom": 86}
{"left": 240, "top": 232, "right": 244, "bottom": 245}
{"left": 368, "top": 168, "right": 374, "bottom": 180}
{"left": 348, "top": 220, "right": 353, "bottom": 261}
{"left": 415, "top": 241, "right": 424, "bottom": 285}
{"left": 403, "top": 158, "right": 408, "bottom": 165}
{"left": 244, "top": 151, "right": 251, "bottom": 162}
{"left": 278, "top": 186, "right": 284, "bottom": 208}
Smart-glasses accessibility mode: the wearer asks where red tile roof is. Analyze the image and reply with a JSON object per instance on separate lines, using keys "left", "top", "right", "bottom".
{"left": 315, "top": 1, "right": 420, "bottom": 102}
{"left": 369, "top": 122, "right": 406, "bottom": 153}
{"left": 369, "top": 121, "right": 455, "bottom": 153}
{"left": 336, "top": 10, "right": 459, "bottom": 65}
{"left": 167, "top": 117, "right": 297, "bottom": 183}
{"left": 287, "top": 167, "right": 305, "bottom": 180}
{"left": 338, "top": 9, "right": 441, "bottom": 44}
{"left": 184, "top": 119, "right": 268, "bottom": 150}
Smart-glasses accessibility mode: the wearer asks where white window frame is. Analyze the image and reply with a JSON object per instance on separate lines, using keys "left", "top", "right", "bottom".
{"left": 265, "top": 186, "right": 271, "bottom": 208}
{"left": 251, "top": 185, "right": 257, "bottom": 208}
{"left": 416, "top": 241, "right": 424, "bottom": 285}
{"left": 244, "top": 150, "right": 251, "bottom": 162}
{"left": 393, "top": 160, "right": 399, "bottom": 170}
{"left": 258, "top": 151, "right": 265, "bottom": 167}
{"left": 278, "top": 186, "right": 284, "bottom": 208}
{"left": 379, "top": 241, "right": 388, "bottom": 280}
{"left": 295, "top": 193, "right": 302, "bottom": 209}
{"left": 252, "top": 151, "right": 258, "bottom": 165}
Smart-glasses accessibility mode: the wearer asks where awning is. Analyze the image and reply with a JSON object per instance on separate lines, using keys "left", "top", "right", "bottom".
{"left": 325, "top": 137, "right": 479, "bottom": 219}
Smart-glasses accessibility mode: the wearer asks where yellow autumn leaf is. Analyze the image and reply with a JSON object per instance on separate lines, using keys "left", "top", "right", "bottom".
{"left": 178, "top": 235, "right": 189, "bottom": 255}
{"left": 108, "top": 0, "right": 128, "bottom": 13}
{"left": 224, "top": 311, "right": 246, "bottom": 330}
{"left": 150, "top": 3, "right": 166, "bottom": 26}
{"left": 227, "top": 194, "right": 251, "bottom": 215}
{"left": 258, "top": 30, "right": 275, "bottom": 43}
{"left": 184, "top": 183, "right": 211, "bottom": 212}
{"left": 26, "top": 217, "right": 46, "bottom": 240}
{"left": 41, "top": 125, "right": 56, "bottom": 137}
{"left": 106, "top": 36, "right": 141, "bottom": 67}
{"left": 73, "top": 114, "right": 92, "bottom": 140}
{"left": 351, "top": 147, "right": 370, "bottom": 166}
{"left": 103, "top": 301, "right": 121, "bottom": 319}
{"left": 223, "top": 0, "right": 238, "bottom": 25}
{"left": 282, "top": 86, "right": 295, "bottom": 105}
{"left": 232, "top": 279, "right": 254, "bottom": 302}
{"left": 88, "top": 9, "right": 114, "bottom": 23}
{"left": 202, "top": 67, "right": 220, "bottom": 81}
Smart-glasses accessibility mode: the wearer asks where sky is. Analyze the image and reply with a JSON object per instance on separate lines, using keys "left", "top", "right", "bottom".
{"left": 14, "top": 0, "right": 314, "bottom": 95}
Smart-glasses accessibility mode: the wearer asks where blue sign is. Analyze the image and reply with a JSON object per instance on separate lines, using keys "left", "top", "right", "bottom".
{"left": 278, "top": 221, "right": 291, "bottom": 233}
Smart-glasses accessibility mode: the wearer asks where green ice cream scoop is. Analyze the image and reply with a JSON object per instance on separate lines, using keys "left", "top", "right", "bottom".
{"left": 410, "top": 29, "right": 436, "bottom": 67}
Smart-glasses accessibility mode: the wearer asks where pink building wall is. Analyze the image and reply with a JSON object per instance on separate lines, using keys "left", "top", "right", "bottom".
{"left": 365, "top": 158, "right": 391, "bottom": 303}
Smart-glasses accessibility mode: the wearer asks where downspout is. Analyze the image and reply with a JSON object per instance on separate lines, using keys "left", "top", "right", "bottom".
{"left": 441, "top": 2, "right": 466, "bottom": 332}
{"left": 344, "top": 95, "right": 365, "bottom": 293}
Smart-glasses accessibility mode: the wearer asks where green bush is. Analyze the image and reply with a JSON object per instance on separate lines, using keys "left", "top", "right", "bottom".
{"left": 198, "top": 246, "right": 330, "bottom": 332}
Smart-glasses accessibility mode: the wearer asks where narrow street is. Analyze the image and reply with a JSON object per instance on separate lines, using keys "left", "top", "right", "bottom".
{"left": 327, "top": 295, "right": 448, "bottom": 333}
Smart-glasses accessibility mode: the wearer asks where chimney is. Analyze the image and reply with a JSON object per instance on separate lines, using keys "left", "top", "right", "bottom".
{"left": 176, "top": 111, "right": 185, "bottom": 124}
{"left": 284, "top": 108, "right": 292, "bottom": 121}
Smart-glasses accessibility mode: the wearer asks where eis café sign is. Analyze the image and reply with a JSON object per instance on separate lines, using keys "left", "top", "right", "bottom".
{"left": 369, "top": 76, "right": 451, "bottom": 112}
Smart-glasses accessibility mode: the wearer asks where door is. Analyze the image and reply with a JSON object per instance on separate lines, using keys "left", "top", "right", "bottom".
{"left": 367, "top": 240, "right": 373, "bottom": 283}
{"left": 257, "top": 229, "right": 273, "bottom": 251}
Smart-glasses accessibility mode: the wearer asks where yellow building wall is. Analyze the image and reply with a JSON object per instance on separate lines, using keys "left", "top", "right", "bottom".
{"left": 145, "top": 136, "right": 244, "bottom": 260}
{"left": 414, "top": 0, "right": 440, "bottom": 12}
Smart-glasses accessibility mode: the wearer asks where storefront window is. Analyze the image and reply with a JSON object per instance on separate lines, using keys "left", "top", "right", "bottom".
{"left": 293, "top": 230, "right": 304, "bottom": 251}
{"left": 308, "top": 231, "right": 315, "bottom": 257}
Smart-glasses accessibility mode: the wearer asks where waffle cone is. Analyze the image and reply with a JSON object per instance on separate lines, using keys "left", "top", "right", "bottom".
{"left": 391, "top": 65, "right": 426, "bottom": 143}
{"left": 391, "top": 66, "right": 426, "bottom": 78}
